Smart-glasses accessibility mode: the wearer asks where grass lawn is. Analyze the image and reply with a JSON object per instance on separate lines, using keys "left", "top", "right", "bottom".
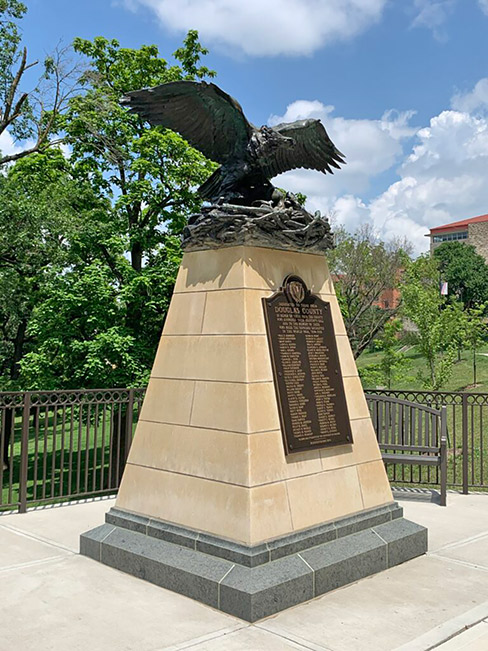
{"left": 357, "top": 343, "right": 488, "bottom": 392}
{"left": 1, "top": 405, "right": 138, "bottom": 511}
{"left": 358, "top": 343, "right": 488, "bottom": 491}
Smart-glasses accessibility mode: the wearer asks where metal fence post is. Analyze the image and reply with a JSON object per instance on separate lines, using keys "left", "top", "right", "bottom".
{"left": 124, "top": 388, "right": 134, "bottom": 466}
{"left": 440, "top": 406, "right": 447, "bottom": 506}
{"left": 19, "top": 391, "right": 31, "bottom": 513}
{"left": 462, "top": 393, "right": 469, "bottom": 495}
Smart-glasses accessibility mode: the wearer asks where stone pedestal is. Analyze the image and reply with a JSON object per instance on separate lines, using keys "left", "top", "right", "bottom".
{"left": 81, "top": 245, "right": 427, "bottom": 621}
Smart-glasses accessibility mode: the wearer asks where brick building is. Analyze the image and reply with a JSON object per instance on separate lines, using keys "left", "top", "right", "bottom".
{"left": 428, "top": 213, "right": 488, "bottom": 262}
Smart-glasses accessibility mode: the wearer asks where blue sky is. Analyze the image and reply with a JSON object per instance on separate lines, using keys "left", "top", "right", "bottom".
{"left": 6, "top": 0, "right": 488, "bottom": 253}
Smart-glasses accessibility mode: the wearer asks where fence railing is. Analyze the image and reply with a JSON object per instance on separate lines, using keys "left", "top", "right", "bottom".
{"left": 367, "top": 389, "right": 488, "bottom": 493}
{"left": 2, "top": 387, "right": 488, "bottom": 513}
{"left": 0, "top": 388, "right": 146, "bottom": 513}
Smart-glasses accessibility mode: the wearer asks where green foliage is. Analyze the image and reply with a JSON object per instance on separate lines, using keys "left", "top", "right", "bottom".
{"left": 13, "top": 32, "right": 217, "bottom": 390}
{"left": 434, "top": 241, "right": 488, "bottom": 308}
{"left": 328, "top": 224, "right": 411, "bottom": 358}
{"left": 0, "top": 0, "right": 29, "bottom": 141}
{"left": 401, "top": 255, "right": 459, "bottom": 390}
{"left": 463, "top": 303, "right": 488, "bottom": 386}
{"left": 0, "top": 148, "right": 107, "bottom": 388}
{"left": 359, "top": 319, "right": 411, "bottom": 389}
{"left": 0, "top": 1, "right": 82, "bottom": 164}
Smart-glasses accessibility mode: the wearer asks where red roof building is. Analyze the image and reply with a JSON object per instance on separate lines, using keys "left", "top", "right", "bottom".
{"left": 428, "top": 213, "right": 488, "bottom": 261}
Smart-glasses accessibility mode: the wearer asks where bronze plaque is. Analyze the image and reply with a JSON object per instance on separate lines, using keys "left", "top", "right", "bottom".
{"left": 263, "top": 275, "right": 353, "bottom": 454}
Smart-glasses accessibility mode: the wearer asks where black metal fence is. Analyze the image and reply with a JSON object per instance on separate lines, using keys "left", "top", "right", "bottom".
{"left": 0, "top": 388, "right": 145, "bottom": 512}
{"left": 367, "top": 389, "right": 488, "bottom": 493}
{"left": 2, "top": 387, "right": 488, "bottom": 513}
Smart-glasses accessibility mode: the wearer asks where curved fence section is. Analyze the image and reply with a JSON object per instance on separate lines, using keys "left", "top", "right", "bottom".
{"left": 1, "top": 387, "right": 487, "bottom": 513}
{"left": 367, "top": 389, "right": 488, "bottom": 493}
{"left": 366, "top": 393, "right": 448, "bottom": 503}
{"left": 0, "top": 388, "right": 146, "bottom": 512}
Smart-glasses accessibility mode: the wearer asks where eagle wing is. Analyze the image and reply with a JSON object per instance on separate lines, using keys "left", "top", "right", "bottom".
{"left": 262, "top": 119, "right": 345, "bottom": 178}
{"left": 121, "top": 81, "right": 253, "bottom": 164}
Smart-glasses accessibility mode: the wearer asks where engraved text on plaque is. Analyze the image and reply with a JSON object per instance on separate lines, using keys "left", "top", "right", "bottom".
{"left": 263, "top": 275, "right": 353, "bottom": 454}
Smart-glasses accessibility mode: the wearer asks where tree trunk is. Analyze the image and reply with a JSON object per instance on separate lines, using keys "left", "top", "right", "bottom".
{"left": 131, "top": 242, "right": 143, "bottom": 273}
{"left": 9, "top": 318, "right": 28, "bottom": 382}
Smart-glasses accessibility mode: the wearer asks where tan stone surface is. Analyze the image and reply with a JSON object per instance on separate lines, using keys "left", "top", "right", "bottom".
{"left": 357, "top": 459, "right": 394, "bottom": 509}
{"left": 243, "top": 246, "right": 335, "bottom": 294}
{"left": 174, "top": 246, "right": 335, "bottom": 294}
{"left": 286, "top": 466, "right": 364, "bottom": 531}
{"left": 116, "top": 464, "right": 253, "bottom": 543}
{"left": 174, "top": 247, "right": 245, "bottom": 293}
{"left": 202, "top": 288, "right": 269, "bottom": 335}
{"left": 248, "top": 429, "right": 323, "bottom": 486}
{"left": 162, "top": 291, "right": 206, "bottom": 335}
{"left": 325, "top": 294, "right": 347, "bottom": 335}
{"left": 336, "top": 334, "right": 358, "bottom": 378}
{"left": 122, "top": 244, "right": 392, "bottom": 543}
{"left": 190, "top": 380, "right": 279, "bottom": 434}
{"left": 249, "top": 481, "right": 294, "bottom": 543}
{"left": 127, "top": 420, "right": 251, "bottom": 486}
{"left": 247, "top": 381, "right": 281, "bottom": 433}
{"left": 138, "top": 377, "right": 195, "bottom": 426}
{"left": 151, "top": 334, "right": 271, "bottom": 383}
{"left": 343, "top": 375, "right": 371, "bottom": 420}
{"left": 320, "top": 417, "right": 383, "bottom": 471}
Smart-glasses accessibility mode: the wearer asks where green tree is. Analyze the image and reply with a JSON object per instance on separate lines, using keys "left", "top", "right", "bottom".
{"left": 19, "top": 32, "right": 217, "bottom": 390}
{"left": 328, "top": 225, "right": 411, "bottom": 358}
{"left": 463, "top": 304, "right": 487, "bottom": 387}
{"left": 0, "top": 1, "right": 80, "bottom": 165}
{"left": 375, "top": 319, "right": 410, "bottom": 389}
{"left": 0, "top": 148, "right": 105, "bottom": 389}
{"left": 401, "top": 255, "right": 458, "bottom": 390}
{"left": 434, "top": 241, "right": 488, "bottom": 308}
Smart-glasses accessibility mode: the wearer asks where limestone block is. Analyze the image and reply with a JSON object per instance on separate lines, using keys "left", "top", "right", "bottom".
{"left": 138, "top": 378, "right": 195, "bottom": 426}
{"left": 127, "top": 420, "right": 252, "bottom": 486}
{"left": 202, "top": 289, "right": 269, "bottom": 335}
{"left": 286, "top": 466, "right": 364, "bottom": 532}
{"left": 115, "top": 244, "right": 393, "bottom": 544}
{"left": 162, "top": 291, "right": 206, "bottom": 335}
{"left": 190, "top": 380, "right": 280, "bottom": 434}
{"left": 151, "top": 334, "right": 272, "bottom": 383}
{"left": 357, "top": 459, "right": 394, "bottom": 510}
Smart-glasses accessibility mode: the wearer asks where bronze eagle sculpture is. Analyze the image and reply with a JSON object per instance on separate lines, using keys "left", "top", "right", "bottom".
{"left": 122, "top": 81, "right": 345, "bottom": 205}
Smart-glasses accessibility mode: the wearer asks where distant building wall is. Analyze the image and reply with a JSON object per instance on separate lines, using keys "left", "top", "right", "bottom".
{"left": 430, "top": 229, "right": 468, "bottom": 254}
{"left": 429, "top": 216, "right": 488, "bottom": 262}
{"left": 467, "top": 221, "right": 488, "bottom": 263}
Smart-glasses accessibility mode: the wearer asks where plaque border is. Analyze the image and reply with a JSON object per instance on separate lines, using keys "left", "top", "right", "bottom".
{"left": 262, "top": 275, "right": 353, "bottom": 455}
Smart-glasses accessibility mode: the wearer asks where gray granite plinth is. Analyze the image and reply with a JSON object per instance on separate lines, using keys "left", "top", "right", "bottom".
{"left": 80, "top": 503, "right": 427, "bottom": 622}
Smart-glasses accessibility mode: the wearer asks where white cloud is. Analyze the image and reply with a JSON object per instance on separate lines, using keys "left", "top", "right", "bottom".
{"left": 0, "top": 129, "right": 71, "bottom": 165}
{"left": 479, "top": 0, "right": 488, "bottom": 15}
{"left": 269, "top": 100, "right": 417, "bottom": 196}
{"left": 411, "top": 0, "right": 455, "bottom": 41}
{"left": 122, "top": 0, "right": 388, "bottom": 57}
{"left": 451, "top": 78, "right": 488, "bottom": 113}
{"left": 0, "top": 129, "right": 24, "bottom": 160}
{"left": 268, "top": 87, "right": 488, "bottom": 256}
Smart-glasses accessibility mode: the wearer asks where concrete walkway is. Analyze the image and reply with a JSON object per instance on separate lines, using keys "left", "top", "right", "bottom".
{"left": 1, "top": 492, "right": 488, "bottom": 651}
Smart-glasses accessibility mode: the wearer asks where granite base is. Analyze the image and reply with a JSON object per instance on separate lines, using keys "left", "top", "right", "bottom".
{"left": 80, "top": 503, "right": 426, "bottom": 622}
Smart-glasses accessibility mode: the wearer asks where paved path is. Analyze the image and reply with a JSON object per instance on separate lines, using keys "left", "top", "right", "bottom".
{"left": 1, "top": 492, "right": 488, "bottom": 650}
